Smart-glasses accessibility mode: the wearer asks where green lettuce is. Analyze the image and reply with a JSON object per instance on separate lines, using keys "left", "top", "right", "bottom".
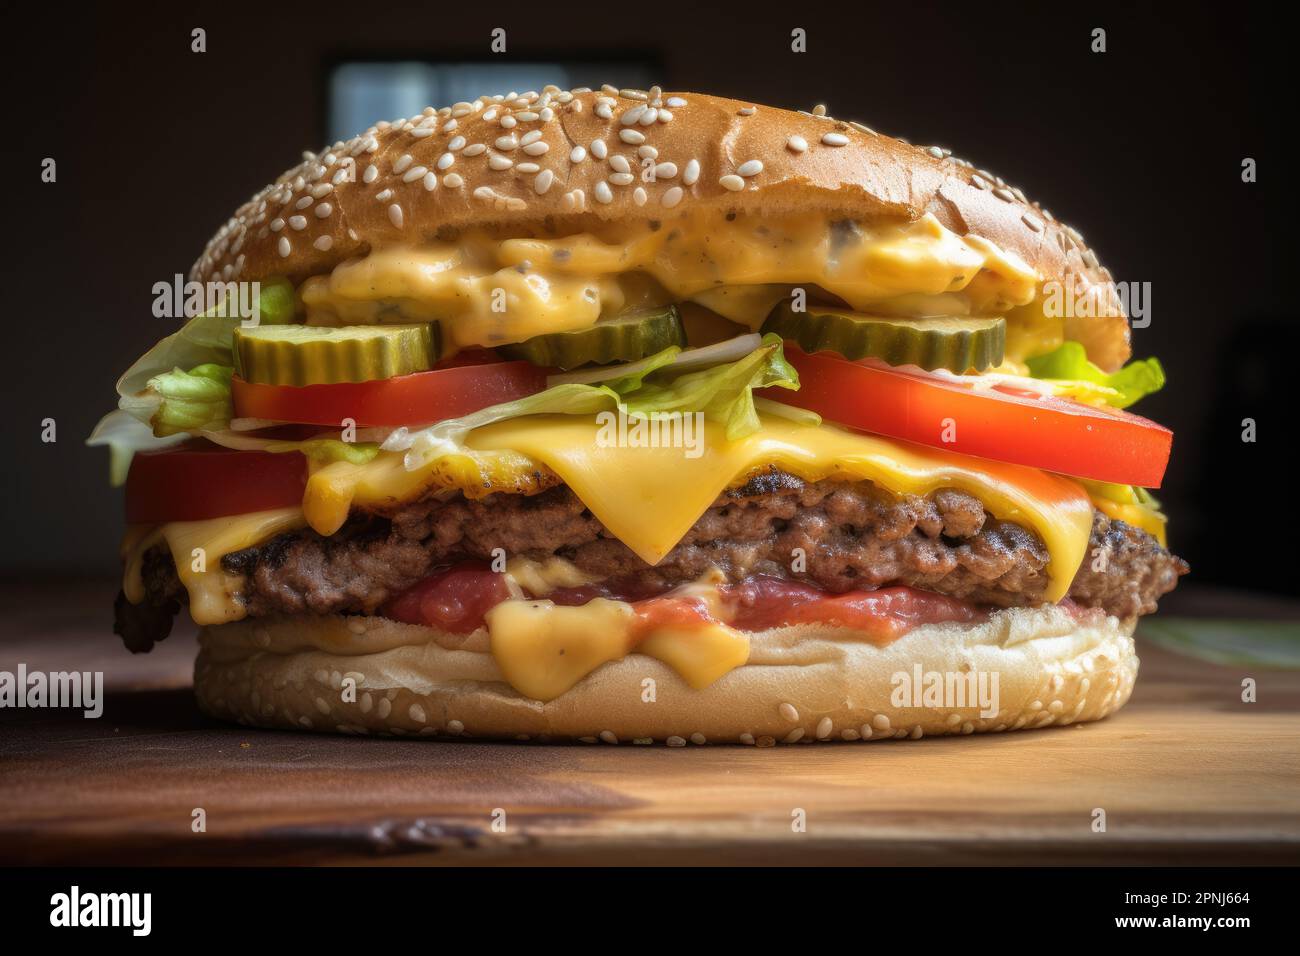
{"left": 148, "top": 363, "right": 233, "bottom": 436}
{"left": 387, "top": 333, "right": 806, "bottom": 468}
{"left": 1026, "top": 341, "right": 1165, "bottom": 409}
{"left": 115, "top": 277, "right": 293, "bottom": 432}
{"left": 266, "top": 438, "right": 380, "bottom": 465}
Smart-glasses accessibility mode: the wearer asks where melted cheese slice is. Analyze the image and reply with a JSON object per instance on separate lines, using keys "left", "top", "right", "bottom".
{"left": 123, "top": 508, "right": 305, "bottom": 626}
{"left": 464, "top": 414, "right": 1093, "bottom": 602}
{"left": 301, "top": 210, "right": 1041, "bottom": 353}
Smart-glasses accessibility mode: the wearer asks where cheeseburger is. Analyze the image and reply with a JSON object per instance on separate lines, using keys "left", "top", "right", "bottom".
{"left": 91, "top": 86, "right": 1186, "bottom": 744}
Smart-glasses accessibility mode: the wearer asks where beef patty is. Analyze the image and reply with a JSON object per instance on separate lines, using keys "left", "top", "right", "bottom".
{"left": 115, "top": 470, "right": 1187, "bottom": 651}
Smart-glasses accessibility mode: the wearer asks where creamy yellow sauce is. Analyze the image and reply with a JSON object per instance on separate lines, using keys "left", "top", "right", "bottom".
{"left": 300, "top": 210, "right": 1043, "bottom": 352}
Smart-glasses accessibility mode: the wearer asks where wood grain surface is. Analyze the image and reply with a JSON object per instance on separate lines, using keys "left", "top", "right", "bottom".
{"left": 2, "top": 580, "right": 1298, "bottom": 866}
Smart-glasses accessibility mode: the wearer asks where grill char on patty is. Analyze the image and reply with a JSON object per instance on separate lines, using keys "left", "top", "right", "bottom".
{"left": 114, "top": 471, "right": 1187, "bottom": 651}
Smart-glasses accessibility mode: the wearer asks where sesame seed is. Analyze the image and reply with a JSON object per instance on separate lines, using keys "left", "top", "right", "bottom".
{"left": 926, "top": 145, "right": 944, "bottom": 159}
{"left": 633, "top": 186, "right": 647, "bottom": 206}
{"left": 447, "top": 719, "right": 464, "bottom": 734}
{"left": 784, "top": 728, "right": 805, "bottom": 743}
{"left": 310, "top": 183, "right": 333, "bottom": 198}
{"left": 422, "top": 172, "right": 437, "bottom": 191}
{"left": 408, "top": 704, "right": 427, "bottom": 723}
{"left": 534, "top": 169, "right": 554, "bottom": 194}
{"left": 683, "top": 158, "right": 700, "bottom": 185}
{"left": 779, "top": 702, "right": 799, "bottom": 722}
{"left": 488, "top": 153, "right": 514, "bottom": 170}
{"left": 401, "top": 165, "right": 428, "bottom": 183}
{"left": 523, "top": 141, "right": 550, "bottom": 156}
{"left": 500, "top": 114, "right": 517, "bottom": 129}
{"left": 462, "top": 143, "right": 487, "bottom": 157}
{"left": 737, "top": 159, "right": 763, "bottom": 177}
{"left": 448, "top": 135, "right": 466, "bottom": 151}
{"left": 639, "top": 107, "right": 659, "bottom": 126}
{"left": 1022, "top": 213, "right": 1043, "bottom": 232}
{"left": 621, "top": 88, "right": 648, "bottom": 100}
{"left": 719, "top": 174, "right": 745, "bottom": 191}
{"left": 520, "top": 129, "right": 543, "bottom": 145}
{"left": 269, "top": 218, "right": 285, "bottom": 232}
{"left": 872, "top": 714, "right": 891, "bottom": 731}
{"left": 849, "top": 121, "right": 877, "bottom": 136}
{"left": 816, "top": 717, "right": 833, "bottom": 739}
{"left": 993, "top": 187, "right": 1015, "bottom": 202}
{"left": 690, "top": 732, "right": 706, "bottom": 745}
{"left": 595, "top": 102, "right": 613, "bottom": 120}
{"left": 375, "top": 188, "right": 392, "bottom": 202}
{"left": 609, "top": 172, "right": 634, "bottom": 186}
{"left": 666, "top": 735, "right": 686, "bottom": 747}
{"left": 738, "top": 106, "right": 756, "bottom": 116}
{"left": 314, "top": 235, "right": 333, "bottom": 251}
{"left": 570, "top": 145, "right": 587, "bottom": 162}
{"left": 388, "top": 204, "right": 404, "bottom": 228}
{"left": 609, "top": 154, "right": 631, "bottom": 174}
{"left": 295, "top": 195, "right": 313, "bottom": 210}
{"left": 787, "top": 135, "right": 808, "bottom": 152}
{"left": 661, "top": 185, "right": 683, "bottom": 207}
{"left": 288, "top": 215, "right": 307, "bottom": 230}
{"left": 516, "top": 111, "right": 539, "bottom": 122}
{"left": 516, "top": 162, "right": 540, "bottom": 173}
{"left": 594, "top": 181, "right": 613, "bottom": 204}
{"left": 654, "top": 161, "right": 678, "bottom": 179}
{"left": 812, "top": 103, "right": 827, "bottom": 116}
{"left": 437, "top": 152, "right": 455, "bottom": 170}
{"left": 619, "top": 129, "right": 645, "bottom": 144}
{"left": 393, "top": 153, "right": 413, "bottom": 174}
{"left": 821, "top": 132, "right": 849, "bottom": 146}
{"left": 666, "top": 96, "right": 687, "bottom": 107}
{"left": 971, "top": 175, "right": 990, "bottom": 190}
{"left": 495, "top": 135, "right": 518, "bottom": 151}
{"left": 277, "top": 236, "right": 291, "bottom": 257}
{"left": 620, "top": 105, "right": 646, "bottom": 126}
{"left": 314, "top": 202, "right": 333, "bottom": 218}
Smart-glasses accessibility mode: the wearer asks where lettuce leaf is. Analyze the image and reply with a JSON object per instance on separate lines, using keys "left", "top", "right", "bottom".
{"left": 116, "top": 277, "right": 293, "bottom": 431}
{"left": 386, "top": 334, "right": 802, "bottom": 470}
{"left": 148, "top": 364, "right": 233, "bottom": 436}
{"left": 1026, "top": 341, "right": 1165, "bottom": 409}
{"left": 86, "top": 409, "right": 187, "bottom": 486}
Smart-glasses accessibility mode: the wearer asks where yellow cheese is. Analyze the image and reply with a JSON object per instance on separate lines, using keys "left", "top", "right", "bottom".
{"left": 484, "top": 595, "right": 751, "bottom": 700}
{"left": 300, "top": 210, "right": 1041, "bottom": 352}
{"left": 1093, "top": 498, "right": 1168, "bottom": 547}
{"left": 121, "top": 508, "right": 306, "bottom": 626}
{"left": 464, "top": 414, "right": 1093, "bottom": 602}
{"left": 486, "top": 598, "right": 636, "bottom": 701}
{"left": 638, "top": 623, "right": 751, "bottom": 690}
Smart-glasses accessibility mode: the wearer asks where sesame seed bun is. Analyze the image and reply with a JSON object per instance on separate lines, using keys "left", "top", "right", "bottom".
{"left": 194, "top": 605, "right": 1137, "bottom": 744}
{"left": 192, "top": 86, "right": 1131, "bottom": 370}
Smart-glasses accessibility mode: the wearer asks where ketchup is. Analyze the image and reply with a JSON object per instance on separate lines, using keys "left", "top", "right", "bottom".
{"left": 383, "top": 566, "right": 983, "bottom": 644}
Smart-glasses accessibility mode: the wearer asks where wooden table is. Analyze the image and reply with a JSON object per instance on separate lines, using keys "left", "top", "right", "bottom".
{"left": 3, "top": 579, "right": 1298, "bottom": 865}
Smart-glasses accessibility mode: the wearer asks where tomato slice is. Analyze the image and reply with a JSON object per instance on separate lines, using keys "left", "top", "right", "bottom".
{"left": 767, "top": 346, "right": 1173, "bottom": 487}
{"left": 231, "top": 357, "right": 548, "bottom": 428}
{"left": 125, "top": 442, "right": 307, "bottom": 524}
{"left": 381, "top": 562, "right": 514, "bottom": 633}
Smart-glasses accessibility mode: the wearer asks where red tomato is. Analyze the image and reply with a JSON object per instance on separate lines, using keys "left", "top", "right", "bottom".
{"left": 767, "top": 346, "right": 1173, "bottom": 487}
{"left": 231, "top": 358, "right": 548, "bottom": 428}
{"left": 723, "top": 576, "right": 983, "bottom": 639}
{"left": 125, "top": 442, "right": 307, "bottom": 524}
{"left": 381, "top": 562, "right": 514, "bottom": 634}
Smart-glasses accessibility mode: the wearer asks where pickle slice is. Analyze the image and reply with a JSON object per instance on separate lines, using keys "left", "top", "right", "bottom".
{"left": 498, "top": 306, "right": 686, "bottom": 369}
{"left": 233, "top": 323, "right": 441, "bottom": 386}
{"left": 762, "top": 302, "right": 1005, "bottom": 372}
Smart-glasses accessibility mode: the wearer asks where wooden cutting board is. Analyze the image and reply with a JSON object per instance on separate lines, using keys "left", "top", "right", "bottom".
{"left": 2, "top": 580, "right": 1298, "bottom": 865}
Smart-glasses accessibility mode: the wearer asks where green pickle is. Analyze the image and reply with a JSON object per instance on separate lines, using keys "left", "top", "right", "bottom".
{"left": 233, "top": 323, "right": 441, "bottom": 386}
{"left": 499, "top": 306, "right": 686, "bottom": 369}
{"left": 762, "top": 302, "right": 1005, "bottom": 372}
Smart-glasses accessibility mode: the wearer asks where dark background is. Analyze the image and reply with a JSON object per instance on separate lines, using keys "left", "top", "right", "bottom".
{"left": 1, "top": 1, "right": 1288, "bottom": 594}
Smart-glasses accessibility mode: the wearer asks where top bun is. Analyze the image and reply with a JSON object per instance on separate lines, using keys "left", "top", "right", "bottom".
{"left": 192, "top": 86, "right": 1130, "bottom": 369}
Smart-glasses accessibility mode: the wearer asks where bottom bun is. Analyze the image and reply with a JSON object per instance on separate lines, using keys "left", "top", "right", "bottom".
{"left": 194, "top": 603, "right": 1138, "bottom": 745}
